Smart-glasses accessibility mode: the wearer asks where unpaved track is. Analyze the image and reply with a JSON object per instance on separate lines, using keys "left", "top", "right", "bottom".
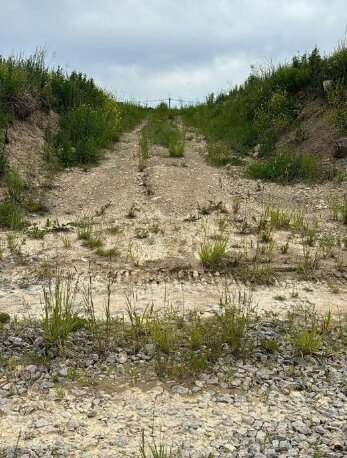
{"left": 0, "top": 123, "right": 346, "bottom": 318}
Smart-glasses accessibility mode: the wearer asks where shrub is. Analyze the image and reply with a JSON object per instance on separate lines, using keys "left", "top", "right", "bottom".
{"left": 54, "top": 99, "right": 120, "bottom": 166}
{"left": 206, "top": 142, "right": 237, "bottom": 166}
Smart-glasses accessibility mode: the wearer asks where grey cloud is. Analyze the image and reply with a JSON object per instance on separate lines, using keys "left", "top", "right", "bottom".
{"left": 0, "top": 0, "right": 346, "bottom": 101}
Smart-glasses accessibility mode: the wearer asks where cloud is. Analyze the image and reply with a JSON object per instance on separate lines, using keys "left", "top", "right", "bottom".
{"left": 0, "top": 0, "right": 346, "bottom": 101}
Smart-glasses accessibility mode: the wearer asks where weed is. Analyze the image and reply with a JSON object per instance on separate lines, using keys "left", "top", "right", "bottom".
{"left": 82, "top": 234, "right": 102, "bottom": 249}
{"left": 150, "top": 320, "right": 178, "bottom": 355}
{"left": 26, "top": 224, "right": 47, "bottom": 239}
{"left": 248, "top": 151, "right": 335, "bottom": 183}
{"left": 198, "top": 199, "right": 227, "bottom": 215}
{"left": 258, "top": 228, "right": 272, "bottom": 243}
{"left": 139, "top": 431, "right": 178, "bottom": 458}
{"left": 5, "top": 167, "right": 24, "bottom": 202}
{"left": 198, "top": 239, "right": 228, "bottom": 267}
{"left": 260, "top": 338, "right": 279, "bottom": 353}
{"left": 302, "top": 225, "right": 319, "bottom": 247}
{"left": 42, "top": 275, "right": 82, "bottom": 350}
{"left": 266, "top": 206, "right": 291, "bottom": 229}
{"left": 107, "top": 225, "right": 123, "bottom": 235}
{"left": 297, "top": 248, "right": 321, "bottom": 276}
{"left": 94, "top": 202, "right": 111, "bottom": 217}
{"left": 96, "top": 247, "right": 118, "bottom": 259}
{"left": 135, "top": 227, "right": 149, "bottom": 239}
{"left": 127, "top": 204, "right": 139, "bottom": 219}
{"left": 205, "top": 142, "right": 235, "bottom": 167}
{"left": 0, "top": 200, "right": 24, "bottom": 230}
{"left": 280, "top": 242, "right": 289, "bottom": 254}
{"left": 291, "top": 325, "right": 322, "bottom": 355}
{"left": 61, "top": 234, "right": 71, "bottom": 248}
{"left": 213, "top": 293, "right": 254, "bottom": 355}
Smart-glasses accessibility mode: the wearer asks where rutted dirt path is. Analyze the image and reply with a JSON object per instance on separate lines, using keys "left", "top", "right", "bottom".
{"left": 0, "top": 122, "right": 346, "bottom": 318}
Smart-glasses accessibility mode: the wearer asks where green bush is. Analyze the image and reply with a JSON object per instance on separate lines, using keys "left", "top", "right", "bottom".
{"left": 54, "top": 100, "right": 120, "bottom": 166}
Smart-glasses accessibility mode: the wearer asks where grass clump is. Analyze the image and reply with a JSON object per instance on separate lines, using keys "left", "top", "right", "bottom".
{"left": 0, "top": 312, "right": 10, "bottom": 323}
{"left": 206, "top": 142, "right": 243, "bottom": 167}
{"left": 290, "top": 325, "right": 322, "bottom": 355}
{"left": 42, "top": 275, "right": 83, "bottom": 350}
{"left": 96, "top": 247, "right": 118, "bottom": 259}
{"left": 248, "top": 151, "right": 335, "bottom": 183}
{"left": 0, "top": 200, "right": 24, "bottom": 230}
{"left": 198, "top": 239, "right": 228, "bottom": 267}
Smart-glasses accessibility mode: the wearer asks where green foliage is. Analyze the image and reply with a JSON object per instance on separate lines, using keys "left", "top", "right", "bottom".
{"left": 182, "top": 43, "right": 347, "bottom": 154}
{"left": 42, "top": 275, "right": 83, "bottom": 349}
{"left": 54, "top": 100, "right": 120, "bottom": 166}
{"left": 213, "top": 297, "right": 253, "bottom": 355}
{"left": 198, "top": 239, "right": 228, "bottom": 267}
{"left": 5, "top": 167, "right": 24, "bottom": 202}
{"left": 248, "top": 151, "right": 335, "bottom": 183}
{"left": 0, "top": 200, "right": 24, "bottom": 230}
{"left": 291, "top": 325, "right": 322, "bottom": 355}
{"left": 0, "top": 50, "right": 147, "bottom": 169}
{"left": 0, "top": 312, "right": 10, "bottom": 323}
{"left": 205, "top": 142, "right": 242, "bottom": 167}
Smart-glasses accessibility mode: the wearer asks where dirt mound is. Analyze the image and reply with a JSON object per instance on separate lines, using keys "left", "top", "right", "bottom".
{"left": 4, "top": 110, "right": 58, "bottom": 186}
{"left": 276, "top": 99, "right": 339, "bottom": 160}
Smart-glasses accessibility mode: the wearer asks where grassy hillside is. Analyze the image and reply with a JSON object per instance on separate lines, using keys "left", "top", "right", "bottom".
{"left": 0, "top": 50, "right": 146, "bottom": 229}
{"left": 181, "top": 42, "right": 347, "bottom": 182}
{"left": 0, "top": 50, "right": 145, "bottom": 169}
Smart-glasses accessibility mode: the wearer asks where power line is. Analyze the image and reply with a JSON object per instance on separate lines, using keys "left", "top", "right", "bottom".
{"left": 123, "top": 97, "right": 197, "bottom": 106}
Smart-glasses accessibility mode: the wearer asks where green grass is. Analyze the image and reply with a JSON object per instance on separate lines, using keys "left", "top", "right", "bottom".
{"left": 248, "top": 151, "right": 335, "bottom": 183}
{"left": 206, "top": 141, "right": 243, "bottom": 167}
{"left": 0, "top": 200, "right": 24, "bottom": 230}
{"left": 144, "top": 112, "right": 186, "bottom": 157}
{"left": 42, "top": 275, "right": 84, "bottom": 350}
{"left": 198, "top": 239, "right": 228, "bottom": 267}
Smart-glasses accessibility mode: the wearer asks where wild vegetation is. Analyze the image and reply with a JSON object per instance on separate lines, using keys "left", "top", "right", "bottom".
{"left": 181, "top": 41, "right": 347, "bottom": 181}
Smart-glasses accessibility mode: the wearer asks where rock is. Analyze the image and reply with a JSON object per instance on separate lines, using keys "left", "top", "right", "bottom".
{"left": 117, "top": 353, "right": 128, "bottom": 364}
{"left": 323, "top": 79, "right": 333, "bottom": 92}
{"left": 292, "top": 420, "right": 311, "bottom": 435}
{"left": 58, "top": 367, "right": 68, "bottom": 377}
{"left": 330, "top": 437, "right": 343, "bottom": 449}
{"left": 143, "top": 343, "right": 155, "bottom": 356}
{"left": 334, "top": 137, "right": 347, "bottom": 158}
{"left": 171, "top": 385, "right": 189, "bottom": 394}
{"left": 315, "top": 425, "right": 326, "bottom": 434}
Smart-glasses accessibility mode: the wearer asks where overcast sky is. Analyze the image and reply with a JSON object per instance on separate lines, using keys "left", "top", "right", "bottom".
{"left": 0, "top": 0, "right": 346, "bottom": 104}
